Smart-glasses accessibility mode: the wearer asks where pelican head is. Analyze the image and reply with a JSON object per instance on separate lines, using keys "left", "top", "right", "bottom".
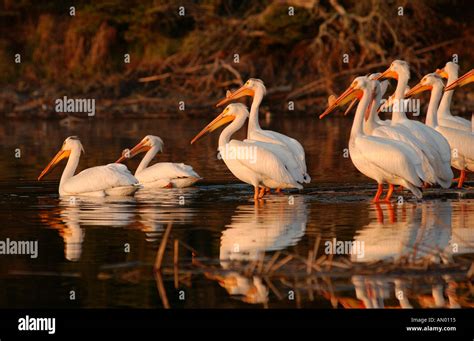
{"left": 377, "top": 60, "right": 410, "bottom": 81}
{"left": 191, "top": 103, "right": 249, "bottom": 144}
{"left": 436, "top": 61, "right": 459, "bottom": 80}
{"left": 405, "top": 73, "right": 444, "bottom": 98}
{"left": 319, "top": 76, "right": 373, "bottom": 119}
{"left": 115, "top": 135, "right": 164, "bottom": 163}
{"left": 38, "top": 136, "right": 84, "bottom": 180}
{"left": 216, "top": 78, "right": 266, "bottom": 107}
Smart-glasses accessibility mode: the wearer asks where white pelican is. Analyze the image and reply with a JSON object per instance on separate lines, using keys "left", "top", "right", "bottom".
{"left": 445, "top": 68, "right": 474, "bottom": 131}
{"left": 191, "top": 103, "right": 302, "bottom": 201}
{"left": 216, "top": 79, "right": 310, "bottom": 184}
{"left": 364, "top": 80, "right": 439, "bottom": 186}
{"left": 38, "top": 136, "right": 138, "bottom": 197}
{"left": 116, "top": 135, "right": 201, "bottom": 188}
{"left": 406, "top": 73, "right": 474, "bottom": 187}
{"left": 435, "top": 62, "right": 471, "bottom": 132}
{"left": 320, "top": 76, "right": 424, "bottom": 201}
{"left": 377, "top": 60, "right": 453, "bottom": 188}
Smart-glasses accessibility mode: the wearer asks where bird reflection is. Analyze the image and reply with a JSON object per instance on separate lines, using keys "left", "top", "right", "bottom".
{"left": 349, "top": 201, "right": 474, "bottom": 308}
{"left": 210, "top": 196, "right": 308, "bottom": 304}
{"left": 135, "top": 188, "right": 197, "bottom": 242}
{"left": 41, "top": 196, "right": 136, "bottom": 261}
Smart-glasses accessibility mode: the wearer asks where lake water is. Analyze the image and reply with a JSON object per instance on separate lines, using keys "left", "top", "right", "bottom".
{"left": 0, "top": 117, "right": 473, "bottom": 308}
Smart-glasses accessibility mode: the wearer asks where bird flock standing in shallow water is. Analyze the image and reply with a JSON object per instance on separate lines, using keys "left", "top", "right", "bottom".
{"left": 38, "top": 60, "right": 473, "bottom": 203}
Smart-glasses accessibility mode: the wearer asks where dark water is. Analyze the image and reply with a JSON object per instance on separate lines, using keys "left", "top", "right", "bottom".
{"left": 0, "top": 117, "right": 473, "bottom": 309}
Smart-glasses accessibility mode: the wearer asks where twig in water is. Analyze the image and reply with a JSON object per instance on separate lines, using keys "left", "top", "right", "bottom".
{"left": 174, "top": 239, "right": 179, "bottom": 289}
{"left": 154, "top": 222, "right": 172, "bottom": 270}
{"left": 269, "top": 255, "right": 294, "bottom": 274}
{"left": 154, "top": 272, "right": 170, "bottom": 309}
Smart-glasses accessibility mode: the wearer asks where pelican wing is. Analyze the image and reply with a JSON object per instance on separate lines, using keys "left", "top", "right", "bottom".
{"left": 137, "top": 162, "right": 200, "bottom": 183}
{"left": 357, "top": 136, "right": 423, "bottom": 186}
{"left": 243, "top": 139, "right": 305, "bottom": 183}
{"left": 438, "top": 127, "right": 474, "bottom": 164}
{"left": 249, "top": 130, "right": 307, "bottom": 168}
{"left": 372, "top": 125, "right": 436, "bottom": 183}
{"left": 63, "top": 163, "right": 137, "bottom": 194}
{"left": 439, "top": 116, "right": 471, "bottom": 132}
{"left": 228, "top": 140, "right": 302, "bottom": 189}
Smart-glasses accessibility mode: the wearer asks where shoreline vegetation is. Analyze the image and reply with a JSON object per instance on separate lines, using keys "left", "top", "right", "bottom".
{"left": 1, "top": 0, "right": 473, "bottom": 119}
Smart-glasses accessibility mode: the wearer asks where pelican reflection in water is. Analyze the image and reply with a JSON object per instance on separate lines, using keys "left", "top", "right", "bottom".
{"left": 208, "top": 195, "right": 308, "bottom": 304}
{"left": 349, "top": 201, "right": 474, "bottom": 308}
{"left": 41, "top": 196, "right": 136, "bottom": 261}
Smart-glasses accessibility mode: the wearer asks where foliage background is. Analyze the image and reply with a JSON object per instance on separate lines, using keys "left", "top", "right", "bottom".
{"left": 0, "top": 0, "right": 473, "bottom": 117}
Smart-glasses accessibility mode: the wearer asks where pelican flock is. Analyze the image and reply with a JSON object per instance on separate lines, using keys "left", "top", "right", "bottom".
{"left": 38, "top": 60, "right": 473, "bottom": 203}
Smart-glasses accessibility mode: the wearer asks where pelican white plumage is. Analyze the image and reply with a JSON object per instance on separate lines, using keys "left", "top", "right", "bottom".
{"left": 116, "top": 135, "right": 201, "bottom": 188}
{"left": 191, "top": 103, "right": 302, "bottom": 201}
{"left": 435, "top": 62, "right": 471, "bottom": 132}
{"left": 406, "top": 73, "right": 474, "bottom": 187}
{"left": 366, "top": 73, "right": 391, "bottom": 126}
{"left": 216, "top": 79, "right": 310, "bottom": 184}
{"left": 38, "top": 136, "right": 139, "bottom": 196}
{"left": 320, "top": 76, "right": 424, "bottom": 201}
{"left": 377, "top": 60, "right": 453, "bottom": 188}
{"left": 364, "top": 79, "right": 439, "bottom": 186}
{"left": 445, "top": 68, "right": 474, "bottom": 132}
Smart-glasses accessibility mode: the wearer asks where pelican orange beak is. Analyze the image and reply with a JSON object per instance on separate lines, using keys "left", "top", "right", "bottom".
{"left": 319, "top": 85, "right": 362, "bottom": 119}
{"left": 376, "top": 68, "right": 398, "bottom": 80}
{"left": 343, "top": 98, "right": 359, "bottom": 116}
{"left": 435, "top": 68, "right": 448, "bottom": 79}
{"left": 405, "top": 82, "right": 432, "bottom": 98}
{"left": 216, "top": 85, "right": 254, "bottom": 107}
{"left": 190, "top": 109, "right": 236, "bottom": 144}
{"left": 38, "top": 149, "right": 71, "bottom": 180}
{"left": 445, "top": 69, "right": 474, "bottom": 91}
{"left": 115, "top": 140, "right": 151, "bottom": 163}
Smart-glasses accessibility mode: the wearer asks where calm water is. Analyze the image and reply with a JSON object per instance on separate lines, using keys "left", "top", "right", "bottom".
{"left": 0, "top": 117, "right": 473, "bottom": 308}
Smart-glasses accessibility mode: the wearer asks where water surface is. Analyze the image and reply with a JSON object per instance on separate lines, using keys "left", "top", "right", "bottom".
{"left": 0, "top": 117, "right": 473, "bottom": 308}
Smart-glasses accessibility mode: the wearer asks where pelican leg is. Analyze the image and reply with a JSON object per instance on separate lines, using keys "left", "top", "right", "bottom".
{"left": 385, "top": 202, "right": 396, "bottom": 223}
{"left": 254, "top": 186, "right": 259, "bottom": 201}
{"left": 374, "top": 203, "right": 384, "bottom": 223}
{"left": 275, "top": 188, "right": 282, "bottom": 193}
{"left": 258, "top": 187, "right": 266, "bottom": 199}
{"left": 457, "top": 170, "right": 466, "bottom": 188}
{"left": 383, "top": 184, "right": 394, "bottom": 202}
{"left": 372, "top": 184, "right": 383, "bottom": 203}
{"left": 265, "top": 188, "right": 271, "bottom": 194}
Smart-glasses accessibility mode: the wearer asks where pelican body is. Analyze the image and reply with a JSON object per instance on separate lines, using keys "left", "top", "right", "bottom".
{"left": 38, "top": 136, "right": 138, "bottom": 197}
{"left": 320, "top": 77, "right": 424, "bottom": 201}
{"left": 406, "top": 73, "right": 474, "bottom": 187}
{"left": 191, "top": 103, "right": 302, "bottom": 201}
{"left": 377, "top": 60, "right": 453, "bottom": 188}
{"left": 216, "top": 79, "right": 310, "bottom": 184}
{"left": 116, "top": 135, "right": 201, "bottom": 188}
{"left": 365, "top": 79, "right": 439, "bottom": 186}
